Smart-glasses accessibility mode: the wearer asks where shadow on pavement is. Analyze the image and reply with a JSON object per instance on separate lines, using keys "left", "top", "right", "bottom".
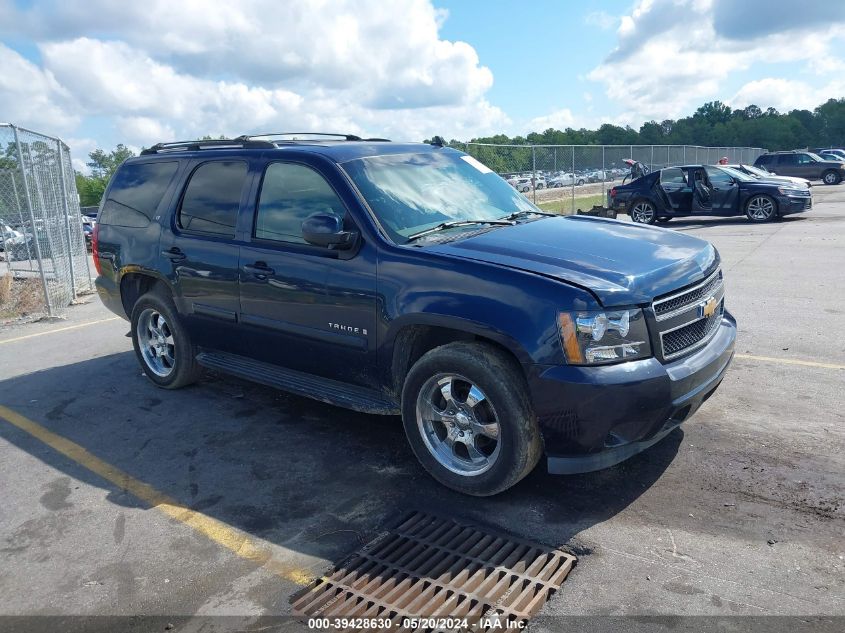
{"left": 0, "top": 351, "right": 681, "bottom": 571}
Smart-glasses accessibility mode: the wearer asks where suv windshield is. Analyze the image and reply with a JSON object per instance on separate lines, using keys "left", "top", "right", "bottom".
{"left": 341, "top": 150, "right": 538, "bottom": 243}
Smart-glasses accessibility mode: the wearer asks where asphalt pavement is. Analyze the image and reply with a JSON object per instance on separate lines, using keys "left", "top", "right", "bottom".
{"left": 0, "top": 187, "right": 843, "bottom": 630}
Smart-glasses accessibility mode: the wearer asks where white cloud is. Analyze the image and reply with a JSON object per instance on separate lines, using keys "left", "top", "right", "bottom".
{"left": 730, "top": 78, "right": 845, "bottom": 113}
{"left": 0, "top": 0, "right": 507, "bottom": 148}
{"left": 528, "top": 108, "right": 576, "bottom": 131}
{"left": 584, "top": 10, "right": 617, "bottom": 30}
{"left": 65, "top": 136, "right": 97, "bottom": 174}
{"left": 589, "top": 0, "right": 845, "bottom": 122}
{"left": 0, "top": 44, "right": 78, "bottom": 132}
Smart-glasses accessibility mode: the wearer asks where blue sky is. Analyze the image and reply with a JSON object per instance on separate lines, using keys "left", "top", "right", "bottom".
{"left": 436, "top": 0, "right": 626, "bottom": 125}
{"left": 1, "top": 0, "right": 844, "bottom": 170}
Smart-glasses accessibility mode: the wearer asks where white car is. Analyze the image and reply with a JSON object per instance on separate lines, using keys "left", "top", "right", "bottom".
{"left": 727, "top": 164, "right": 812, "bottom": 188}
{"left": 511, "top": 176, "right": 545, "bottom": 192}
{"left": 548, "top": 172, "right": 586, "bottom": 187}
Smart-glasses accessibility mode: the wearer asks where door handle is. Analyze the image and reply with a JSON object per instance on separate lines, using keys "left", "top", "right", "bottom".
{"left": 243, "top": 262, "right": 275, "bottom": 277}
{"left": 161, "top": 247, "right": 186, "bottom": 262}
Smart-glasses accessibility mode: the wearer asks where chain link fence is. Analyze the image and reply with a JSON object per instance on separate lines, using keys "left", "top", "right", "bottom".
{"left": 1, "top": 123, "right": 93, "bottom": 320}
{"left": 454, "top": 143, "right": 767, "bottom": 214}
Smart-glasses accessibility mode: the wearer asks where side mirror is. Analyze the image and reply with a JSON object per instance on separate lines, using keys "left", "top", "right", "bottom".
{"left": 301, "top": 212, "right": 358, "bottom": 249}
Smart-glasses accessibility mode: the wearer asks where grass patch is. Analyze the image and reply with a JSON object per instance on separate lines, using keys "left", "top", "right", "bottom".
{"left": 537, "top": 193, "right": 607, "bottom": 215}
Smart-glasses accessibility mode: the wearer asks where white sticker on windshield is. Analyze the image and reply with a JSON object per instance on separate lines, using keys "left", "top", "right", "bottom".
{"left": 461, "top": 155, "right": 493, "bottom": 174}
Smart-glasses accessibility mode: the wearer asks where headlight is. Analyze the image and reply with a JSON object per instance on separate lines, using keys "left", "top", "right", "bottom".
{"left": 777, "top": 186, "right": 804, "bottom": 194}
{"left": 558, "top": 308, "right": 651, "bottom": 365}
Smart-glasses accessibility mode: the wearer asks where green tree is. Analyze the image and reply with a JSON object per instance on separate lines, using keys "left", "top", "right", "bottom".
{"left": 75, "top": 144, "right": 136, "bottom": 207}
{"left": 86, "top": 144, "right": 135, "bottom": 180}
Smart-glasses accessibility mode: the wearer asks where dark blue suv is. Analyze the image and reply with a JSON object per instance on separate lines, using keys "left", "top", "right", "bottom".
{"left": 93, "top": 134, "right": 736, "bottom": 495}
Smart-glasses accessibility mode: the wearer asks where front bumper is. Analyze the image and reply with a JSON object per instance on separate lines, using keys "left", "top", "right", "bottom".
{"left": 528, "top": 310, "right": 736, "bottom": 474}
{"left": 777, "top": 193, "right": 812, "bottom": 215}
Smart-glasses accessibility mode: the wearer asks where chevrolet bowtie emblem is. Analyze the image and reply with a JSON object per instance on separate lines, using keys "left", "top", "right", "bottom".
{"left": 700, "top": 296, "right": 718, "bottom": 318}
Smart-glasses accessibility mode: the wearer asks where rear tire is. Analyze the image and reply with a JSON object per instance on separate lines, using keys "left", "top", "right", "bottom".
{"left": 130, "top": 287, "right": 202, "bottom": 389}
{"left": 822, "top": 170, "right": 841, "bottom": 185}
{"left": 630, "top": 199, "right": 657, "bottom": 224}
{"left": 401, "top": 342, "right": 542, "bottom": 496}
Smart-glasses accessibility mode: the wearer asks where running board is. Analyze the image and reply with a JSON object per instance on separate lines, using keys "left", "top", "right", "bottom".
{"left": 195, "top": 351, "right": 399, "bottom": 415}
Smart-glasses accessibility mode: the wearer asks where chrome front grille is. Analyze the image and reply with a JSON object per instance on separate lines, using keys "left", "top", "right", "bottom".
{"left": 652, "top": 268, "right": 725, "bottom": 361}
{"left": 661, "top": 304, "right": 723, "bottom": 357}
{"left": 653, "top": 268, "right": 723, "bottom": 321}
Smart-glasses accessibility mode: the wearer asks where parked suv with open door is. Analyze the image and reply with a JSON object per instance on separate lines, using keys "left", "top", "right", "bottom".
{"left": 754, "top": 151, "right": 845, "bottom": 185}
{"left": 95, "top": 134, "right": 736, "bottom": 496}
{"left": 609, "top": 165, "right": 811, "bottom": 224}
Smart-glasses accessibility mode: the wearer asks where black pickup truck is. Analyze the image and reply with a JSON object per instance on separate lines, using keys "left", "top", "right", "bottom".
{"left": 94, "top": 134, "right": 736, "bottom": 495}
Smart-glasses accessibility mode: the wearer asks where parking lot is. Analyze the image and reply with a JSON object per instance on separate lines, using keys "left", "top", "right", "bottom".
{"left": 1, "top": 186, "right": 843, "bottom": 629}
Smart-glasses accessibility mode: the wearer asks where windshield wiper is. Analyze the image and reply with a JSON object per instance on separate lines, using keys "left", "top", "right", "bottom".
{"left": 406, "top": 219, "right": 515, "bottom": 242}
{"left": 498, "top": 209, "right": 556, "bottom": 222}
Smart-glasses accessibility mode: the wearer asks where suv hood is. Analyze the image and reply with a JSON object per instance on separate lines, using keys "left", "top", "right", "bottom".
{"left": 426, "top": 216, "right": 718, "bottom": 306}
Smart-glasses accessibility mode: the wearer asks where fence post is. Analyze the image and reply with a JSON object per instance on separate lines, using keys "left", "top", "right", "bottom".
{"left": 683, "top": 146, "right": 686, "bottom": 164}
{"left": 650, "top": 145, "right": 654, "bottom": 172}
{"left": 12, "top": 124, "right": 54, "bottom": 317}
{"left": 56, "top": 141, "right": 78, "bottom": 300}
{"left": 571, "top": 146, "right": 575, "bottom": 214}
{"left": 601, "top": 145, "right": 606, "bottom": 201}
{"left": 531, "top": 145, "right": 537, "bottom": 205}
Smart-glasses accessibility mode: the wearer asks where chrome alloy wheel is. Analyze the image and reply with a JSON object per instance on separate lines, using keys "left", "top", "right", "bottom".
{"left": 416, "top": 374, "right": 501, "bottom": 476}
{"left": 137, "top": 308, "right": 175, "bottom": 377}
{"left": 747, "top": 195, "right": 775, "bottom": 220}
{"left": 631, "top": 201, "right": 655, "bottom": 223}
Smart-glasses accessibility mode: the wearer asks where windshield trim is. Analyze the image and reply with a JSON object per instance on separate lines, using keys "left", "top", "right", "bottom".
{"left": 335, "top": 160, "right": 399, "bottom": 245}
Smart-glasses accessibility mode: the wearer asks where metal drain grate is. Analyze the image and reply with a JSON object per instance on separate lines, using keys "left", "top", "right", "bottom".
{"left": 291, "top": 510, "right": 576, "bottom": 630}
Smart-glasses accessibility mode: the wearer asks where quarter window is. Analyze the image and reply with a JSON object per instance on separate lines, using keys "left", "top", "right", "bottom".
{"left": 178, "top": 161, "right": 248, "bottom": 237}
{"left": 660, "top": 167, "right": 687, "bottom": 185}
{"left": 704, "top": 167, "right": 733, "bottom": 185}
{"left": 255, "top": 163, "right": 345, "bottom": 245}
{"left": 100, "top": 161, "right": 178, "bottom": 227}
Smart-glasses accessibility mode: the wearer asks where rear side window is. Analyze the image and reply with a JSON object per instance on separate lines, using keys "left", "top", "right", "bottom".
{"left": 778, "top": 154, "right": 798, "bottom": 166}
{"left": 660, "top": 167, "right": 686, "bottom": 184}
{"left": 178, "top": 161, "right": 248, "bottom": 237}
{"left": 100, "top": 161, "right": 178, "bottom": 227}
{"left": 254, "top": 162, "right": 345, "bottom": 245}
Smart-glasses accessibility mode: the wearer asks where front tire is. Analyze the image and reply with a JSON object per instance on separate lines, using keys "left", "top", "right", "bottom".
{"left": 745, "top": 194, "right": 777, "bottom": 222}
{"left": 401, "top": 342, "right": 542, "bottom": 496}
{"left": 630, "top": 199, "right": 657, "bottom": 224}
{"left": 130, "top": 288, "right": 202, "bottom": 389}
{"left": 822, "top": 170, "right": 842, "bottom": 185}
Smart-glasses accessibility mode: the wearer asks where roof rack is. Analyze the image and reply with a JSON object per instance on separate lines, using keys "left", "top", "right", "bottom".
{"left": 235, "top": 132, "right": 392, "bottom": 143}
{"left": 140, "top": 139, "right": 275, "bottom": 155}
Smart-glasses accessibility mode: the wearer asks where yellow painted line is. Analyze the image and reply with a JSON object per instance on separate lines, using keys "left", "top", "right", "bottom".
{"left": 735, "top": 353, "right": 844, "bottom": 371}
{"left": 0, "top": 317, "right": 121, "bottom": 345}
{"left": 0, "top": 404, "right": 312, "bottom": 586}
